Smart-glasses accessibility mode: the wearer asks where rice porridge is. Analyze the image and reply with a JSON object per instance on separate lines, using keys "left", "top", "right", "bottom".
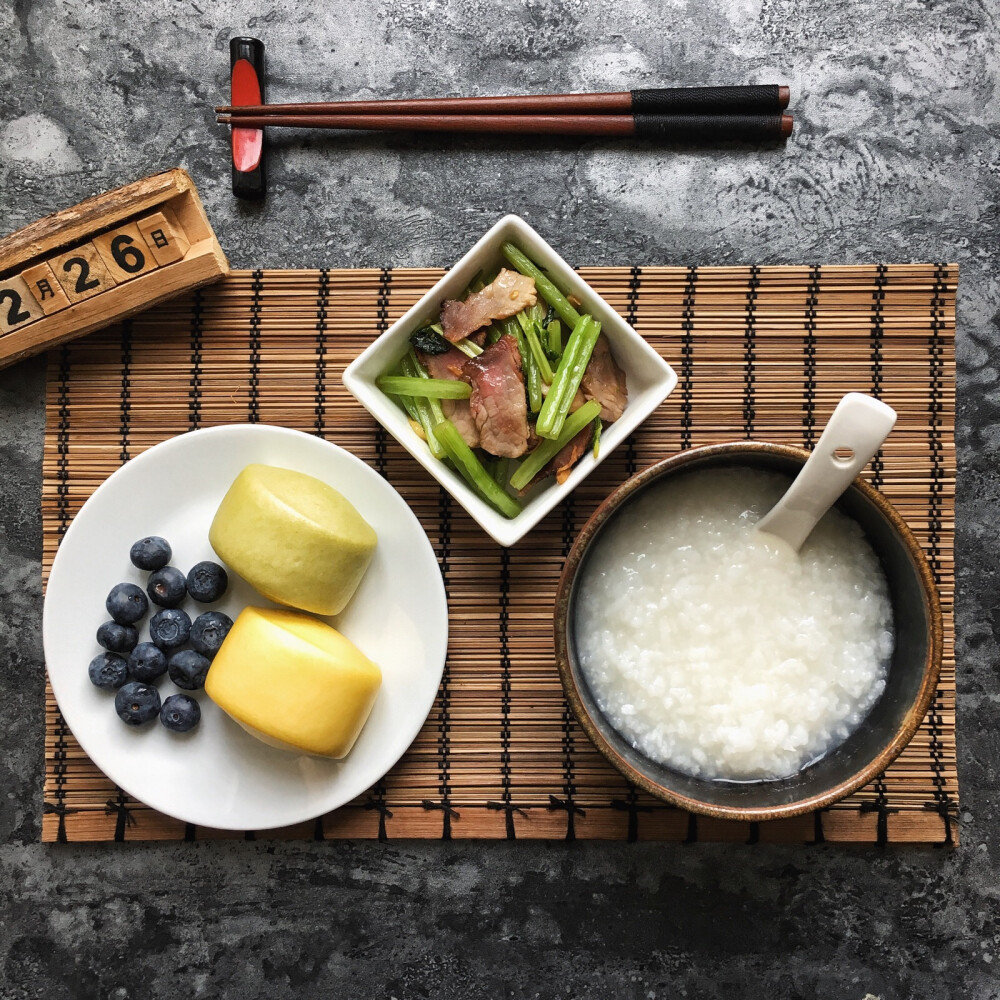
{"left": 574, "top": 468, "right": 894, "bottom": 781}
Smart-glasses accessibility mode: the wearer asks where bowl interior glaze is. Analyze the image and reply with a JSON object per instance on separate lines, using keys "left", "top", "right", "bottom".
{"left": 556, "top": 443, "right": 942, "bottom": 821}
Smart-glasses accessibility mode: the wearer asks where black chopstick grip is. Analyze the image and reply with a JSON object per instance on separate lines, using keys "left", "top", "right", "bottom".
{"left": 634, "top": 113, "right": 790, "bottom": 142}
{"left": 631, "top": 85, "right": 786, "bottom": 115}
{"left": 230, "top": 37, "right": 267, "bottom": 199}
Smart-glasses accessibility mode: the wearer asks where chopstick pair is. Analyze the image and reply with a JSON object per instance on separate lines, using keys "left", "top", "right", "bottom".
{"left": 217, "top": 85, "right": 794, "bottom": 141}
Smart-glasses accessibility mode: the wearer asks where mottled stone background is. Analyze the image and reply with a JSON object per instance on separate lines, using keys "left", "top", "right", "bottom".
{"left": 1, "top": 1, "right": 997, "bottom": 997}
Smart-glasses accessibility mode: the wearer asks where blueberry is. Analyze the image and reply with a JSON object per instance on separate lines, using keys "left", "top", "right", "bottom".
{"left": 190, "top": 611, "right": 234, "bottom": 657}
{"left": 127, "top": 642, "right": 167, "bottom": 683}
{"left": 146, "top": 566, "right": 187, "bottom": 608}
{"left": 186, "top": 561, "right": 229, "bottom": 603}
{"left": 114, "top": 681, "right": 161, "bottom": 725}
{"left": 160, "top": 693, "right": 201, "bottom": 733}
{"left": 88, "top": 652, "right": 128, "bottom": 690}
{"left": 167, "top": 649, "right": 211, "bottom": 690}
{"left": 149, "top": 608, "right": 191, "bottom": 650}
{"left": 129, "top": 536, "right": 172, "bottom": 571}
{"left": 105, "top": 583, "right": 148, "bottom": 625}
{"left": 96, "top": 621, "right": 139, "bottom": 653}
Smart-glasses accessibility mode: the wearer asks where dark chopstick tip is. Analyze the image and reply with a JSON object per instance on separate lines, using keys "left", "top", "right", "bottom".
{"left": 778, "top": 85, "right": 790, "bottom": 110}
{"left": 780, "top": 113, "right": 794, "bottom": 137}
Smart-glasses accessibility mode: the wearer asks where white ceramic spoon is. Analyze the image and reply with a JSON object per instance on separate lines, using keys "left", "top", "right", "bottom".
{"left": 755, "top": 392, "right": 897, "bottom": 552}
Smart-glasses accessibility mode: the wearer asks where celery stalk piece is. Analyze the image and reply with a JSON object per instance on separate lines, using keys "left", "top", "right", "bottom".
{"left": 452, "top": 338, "right": 484, "bottom": 358}
{"left": 434, "top": 419, "right": 523, "bottom": 519}
{"left": 515, "top": 312, "right": 554, "bottom": 383}
{"left": 389, "top": 391, "right": 420, "bottom": 423}
{"left": 591, "top": 415, "right": 602, "bottom": 459}
{"left": 546, "top": 319, "right": 562, "bottom": 357}
{"left": 509, "top": 400, "right": 602, "bottom": 490}
{"left": 399, "top": 352, "right": 445, "bottom": 456}
{"left": 535, "top": 316, "right": 601, "bottom": 439}
{"left": 509, "top": 320, "right": 542, "bottom": 413}
{"left": 377, "top": 375, "right": 472, "bottom": 399}
{"left": 500, "top": 243, "right": 582, "bottom": 328}
{"left": 405, "top": 349, "right": 447, "bottom": 424}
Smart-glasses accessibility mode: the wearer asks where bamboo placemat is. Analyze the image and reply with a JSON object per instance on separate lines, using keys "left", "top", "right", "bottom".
{"left": 41, "top": 264, "right": 958, "bottom": 845}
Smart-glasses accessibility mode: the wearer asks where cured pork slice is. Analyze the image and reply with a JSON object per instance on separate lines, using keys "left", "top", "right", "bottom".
{"left": 462, "top": 335, "right": 529, "bottom": 458}
{"left": 440, "top": 269, "right": 537, "bottom": 342}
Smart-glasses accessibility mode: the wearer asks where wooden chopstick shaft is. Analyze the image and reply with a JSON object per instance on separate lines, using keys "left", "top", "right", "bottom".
{"left": 218, "top": 112, "right": 637, "bottom": 135}
{"left": 216, "top": 112, "right": 793, "bottom": 140}
{"left": 215, "top": 85, "right": 790, "bottom": 117}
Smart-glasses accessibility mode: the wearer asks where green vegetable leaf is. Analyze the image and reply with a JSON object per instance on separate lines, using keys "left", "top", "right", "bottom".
{"left": 410, "top": 327, "right": 451, "bottom": 355}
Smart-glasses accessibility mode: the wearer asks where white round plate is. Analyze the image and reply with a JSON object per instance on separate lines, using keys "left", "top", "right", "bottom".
{"left": 43, "top": 424, "right": 448, "bottom": 831}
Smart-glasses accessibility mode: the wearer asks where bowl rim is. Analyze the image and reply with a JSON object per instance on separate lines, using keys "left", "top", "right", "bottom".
{"left": 553, "top": 440, "right": 944, "bottom": 823}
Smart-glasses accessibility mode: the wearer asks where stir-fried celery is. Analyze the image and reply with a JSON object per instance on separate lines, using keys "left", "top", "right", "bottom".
{"left": 378, "top": 244, "right": 625, "bottom": 519}
{"left": 376, "top": 375, "right": 472, "bottom": 399}
{"left": 509, "top": 400, "right": 602, "bottom": 490}
{"left": 503, "top": 317, "right": 542, "bottom": 413}
{"left": 434, "top": 419, "right": 523, "bottom": 518}
{"left": 546, "top": 319, "right": 562, "bottom": 357}
{"left": 501, "top": 242, "right": 582, "bottom": 328}
{"left": 452, "top": 338, "right": 484, "bottom": 358}
{"left": 535, "top": 316, "right": 602, "bottom": 439}
{"left": 398, "top": 352, "right": 446, "bottom": 458}
{"left": 515, "top": 311, "right": 554, "bottom": 383}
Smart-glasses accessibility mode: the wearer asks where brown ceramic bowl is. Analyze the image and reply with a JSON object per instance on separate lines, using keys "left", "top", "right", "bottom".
{"left": 554, "top": 442, "right": 942, "bottom": 822}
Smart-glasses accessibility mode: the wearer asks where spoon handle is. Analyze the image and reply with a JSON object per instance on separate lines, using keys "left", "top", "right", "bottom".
{"left": 756, "top": 393, "right": 897, "bottom": 551}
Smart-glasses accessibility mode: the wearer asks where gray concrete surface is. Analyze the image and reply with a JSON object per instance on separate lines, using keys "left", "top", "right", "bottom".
{"left": 1, "top": 1, "right": 998, "bottom": 997}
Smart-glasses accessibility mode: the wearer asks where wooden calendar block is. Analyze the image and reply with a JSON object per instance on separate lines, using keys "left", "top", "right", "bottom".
{"left": 92, "top": 223, "right": 160, "bottom": 284}
{"left": 51, "top": 242, "right": 118, "bottom": 303}
{"left": 0, "top": 169, "right": 228, "bottom": 368}
{"left": 136, "top": 210, "right": 190, "bottom": 266}
{"left": 0, "top": 275, "right": 44, "bottom": 334}
{"left": 20, "top": 262, "right": 71, "bottom": 315}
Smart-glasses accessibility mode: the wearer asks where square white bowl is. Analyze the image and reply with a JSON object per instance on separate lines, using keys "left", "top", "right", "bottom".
{"left": 342, "top": 214, "right": 677, "bottom": 546}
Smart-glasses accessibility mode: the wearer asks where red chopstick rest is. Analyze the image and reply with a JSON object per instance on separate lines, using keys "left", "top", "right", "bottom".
{"left": 230, "top": 36, "right": 267, "bottom": 199}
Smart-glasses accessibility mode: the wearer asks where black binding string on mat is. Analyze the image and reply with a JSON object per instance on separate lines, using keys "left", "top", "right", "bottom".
{"left": 803, "top": 265, "right": 820, "bottom": 448}
{"left": 682, "top": 812, "right": 698, "bottom": 844}
{"left": 867, "top": 265, "right": 892, "bottom": 842}
{"left": 860, "top": 799, "right": 897, "bottom": 847}
{"left": 189, "top": 289, "right": 203, "bottom": 431}
{"left": 611, "top": 786, "right": 652, "bottom": 842}
{"left": 248, "top": 268, "right": 263, "bottom": 423}
{"left": 624, "top": 266, "right": 642, "bottom": 472}
{"left": 56, "top": 346, "right": 71, "bottom": 540}
{"left": 105, "top": 792, "right": 136, "bottom": 842}
{"left": 496, "top": 548, "right": 516, "bottom": 838}
{"left": 551, "top": 501, "right": 581, "bottom": 840}
{"left": 425, "top": 484, "right": 455, "bottom": 839}
{"left": 363, "top": 795, "right": 392, "bottom": 841}
{"left": 183, "top": 299, "right": 203, "bottom": 845}
{"left": 926, "top": 262, "right": 956, "bottom": 845}
{"left": 314, "top": 268, "right": 330, "bottom": 437}
{"left": 743, "top": 266, "right": 760, "bottom": 438}
{"left": 806, "top": 810, "right": 826, "bottom": 846}
{"left": 109, "top": 326, "right": 139, "bottom": 840}
{"left": 50, "top": 346, "right": 72, "bottom": 840}
{"left": 373, "top": 268, "right": 392, "bottom": 475}
{"left": 680, "top": 266, "right": 697, "bottom": 450}
{"left": 42, "top": 801, "right": 77, "bottom": 843}
{"left": 362, "top": 267, "right": 395, "bottom": 836}
{"left": 119, "top": 320, "right": 132, "bottom": 465}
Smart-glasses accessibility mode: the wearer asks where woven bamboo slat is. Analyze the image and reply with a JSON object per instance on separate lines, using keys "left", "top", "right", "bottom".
{"left": 41, "top": 264, "right": 958, "bottom": 844}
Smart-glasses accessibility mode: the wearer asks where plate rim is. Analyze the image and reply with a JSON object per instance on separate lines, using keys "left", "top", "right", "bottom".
{"left": 43, "top": 422, "right": 448, "bottom": 830}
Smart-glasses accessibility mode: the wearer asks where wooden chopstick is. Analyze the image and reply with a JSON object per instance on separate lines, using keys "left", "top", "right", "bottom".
{"left": 216, "top": 85, "right": 790, "bottom": 117}
{"left": 216, "top": 112, "right": 793, "bottom": 141}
